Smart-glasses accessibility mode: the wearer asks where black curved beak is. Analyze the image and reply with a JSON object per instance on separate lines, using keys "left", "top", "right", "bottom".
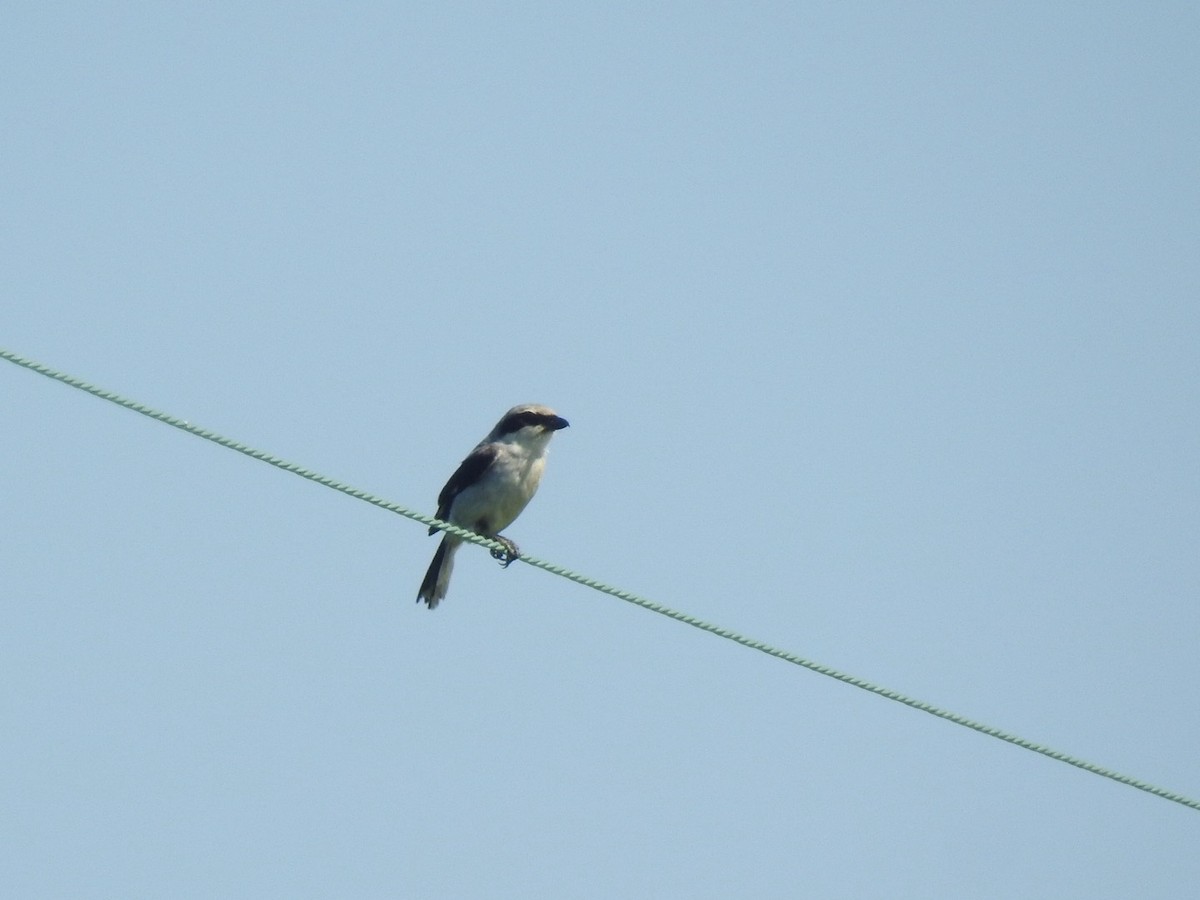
{"left": 550, "top": 416, "right": 570, "bottom": 431}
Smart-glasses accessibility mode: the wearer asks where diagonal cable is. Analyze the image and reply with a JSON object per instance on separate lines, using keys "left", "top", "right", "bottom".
{"left": 0, "top": 348, "right": 503, "bottom": 551}
{"left": 3, "top": 345, "right": 1197, "bottom": 814}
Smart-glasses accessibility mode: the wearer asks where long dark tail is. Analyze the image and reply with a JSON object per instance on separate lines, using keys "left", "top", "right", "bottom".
{"left": 417, "top": 537, "right": 456, "bottom": 609}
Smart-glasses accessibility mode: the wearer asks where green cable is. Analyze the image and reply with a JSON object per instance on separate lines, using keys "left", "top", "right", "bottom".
{"left": 4, "top": 346, "right": 1197, "bottom": 814}
{"left": 0, "top": 347, "right": 497, "bottom": 548}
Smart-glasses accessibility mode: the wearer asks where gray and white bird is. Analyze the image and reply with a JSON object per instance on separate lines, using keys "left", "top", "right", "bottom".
{"left": 417, "top": 404, "right": 569, "bottom": 609}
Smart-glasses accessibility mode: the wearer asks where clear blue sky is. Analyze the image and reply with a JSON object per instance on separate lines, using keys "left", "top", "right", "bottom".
{"left": 3, "top": 3, "right": 1198, "bottom": 897}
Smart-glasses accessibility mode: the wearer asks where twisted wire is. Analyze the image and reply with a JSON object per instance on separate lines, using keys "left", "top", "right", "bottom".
{"left": 4, "top": 346, "right": 1197, "bottom": 813}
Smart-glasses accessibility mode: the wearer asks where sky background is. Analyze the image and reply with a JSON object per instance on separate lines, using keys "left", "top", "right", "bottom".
{"left": 2, "top": 3, "right": 1198, "bottom": 897}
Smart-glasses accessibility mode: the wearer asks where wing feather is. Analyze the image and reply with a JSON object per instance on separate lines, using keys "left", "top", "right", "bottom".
{"left": 428, "top": 445, "right": 498, "bottom": 535}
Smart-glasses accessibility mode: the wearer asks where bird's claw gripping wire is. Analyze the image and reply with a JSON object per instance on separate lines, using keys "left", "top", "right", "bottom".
{"left": 490, "top": 535, "right": 520, "bottom": 568}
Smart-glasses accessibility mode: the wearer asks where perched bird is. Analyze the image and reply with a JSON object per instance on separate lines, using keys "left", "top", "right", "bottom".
{"left": 417, "top": 404, "right": 569, "bottom": 609}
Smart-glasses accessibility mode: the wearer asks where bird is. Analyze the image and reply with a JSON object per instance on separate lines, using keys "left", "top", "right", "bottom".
{"left": 417, "top": 404, "right": 569, "bottom": 609}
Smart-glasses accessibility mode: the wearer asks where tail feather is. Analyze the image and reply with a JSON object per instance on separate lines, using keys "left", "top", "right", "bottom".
{"left": 417, "top": 537, "right": 458, "bottom": 609}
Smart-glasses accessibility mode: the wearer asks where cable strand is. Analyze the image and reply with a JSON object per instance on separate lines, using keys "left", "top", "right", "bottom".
{"left": 3, "top": 346, "right": 1197, "bottom": 813}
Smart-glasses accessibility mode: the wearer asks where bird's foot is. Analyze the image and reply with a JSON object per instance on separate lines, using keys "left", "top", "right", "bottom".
{"left": 490, "top": 535, "right": 520, "bottom": 568}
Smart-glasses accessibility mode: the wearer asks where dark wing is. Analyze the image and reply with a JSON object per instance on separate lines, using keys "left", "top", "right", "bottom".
{"left": 429, "top": 444, "right": 498, "bottom": 535}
